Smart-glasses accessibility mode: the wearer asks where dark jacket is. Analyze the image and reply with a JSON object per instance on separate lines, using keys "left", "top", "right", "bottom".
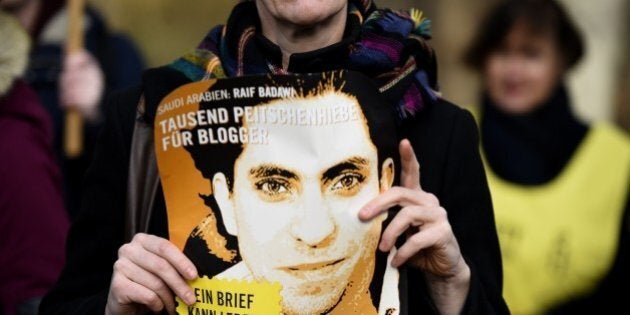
{"left": 40, "top": 66, "right": 509, "bottom": 314}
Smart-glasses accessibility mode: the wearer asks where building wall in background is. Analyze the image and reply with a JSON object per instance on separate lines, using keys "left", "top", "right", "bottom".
{"left": 557, "top": 0, "right": 627, "bottom": 124}
{"left": 617, "top": 0, "right": 630, "bottom": 130}
{"left": 88, "top": 0, "right": 233, "bottom": 67}
{"left": 418, "top": 0, "right": 498, "bottom": 111}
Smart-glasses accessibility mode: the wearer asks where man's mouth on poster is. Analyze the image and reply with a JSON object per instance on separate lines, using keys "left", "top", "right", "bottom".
{"left": 279, "top": 257, "right": 346, "bottom": 274}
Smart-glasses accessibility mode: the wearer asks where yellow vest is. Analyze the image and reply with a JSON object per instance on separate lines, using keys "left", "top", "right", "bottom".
{"left": 480, "top": 123, "right": 629, "bottom": 314}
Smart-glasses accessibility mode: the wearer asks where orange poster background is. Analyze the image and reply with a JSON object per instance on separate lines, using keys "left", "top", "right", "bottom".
{"left": 154, "top": 80, "right": 215, "bottom": 250}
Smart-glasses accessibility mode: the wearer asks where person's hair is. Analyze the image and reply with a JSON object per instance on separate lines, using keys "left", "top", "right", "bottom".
{"left": 186, "top": 72, "right": 400, "bottom": 192}
{"left": 464, "top": 0, "right": 584, "bottom": 70}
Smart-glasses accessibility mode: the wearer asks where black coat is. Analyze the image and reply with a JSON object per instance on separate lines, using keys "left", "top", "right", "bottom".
{"left": 40, "top": 66, "right": 509, "bottom": 314}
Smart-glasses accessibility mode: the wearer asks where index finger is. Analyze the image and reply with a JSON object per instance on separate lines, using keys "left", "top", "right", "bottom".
{"left": 399, "top": 139, "right": 421, "bottom": 190}
{"left": 136, "top": 234, "right": 198, "bottom": 280}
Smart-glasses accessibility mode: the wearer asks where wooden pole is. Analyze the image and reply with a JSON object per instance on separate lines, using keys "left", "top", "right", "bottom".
{"left": 64, "top": 0, "right": 85, "bottom": 158}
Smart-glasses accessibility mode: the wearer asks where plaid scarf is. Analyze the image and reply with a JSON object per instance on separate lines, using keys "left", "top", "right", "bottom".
{"left": 170, "top": 0, "right": 439, "bottom": 121}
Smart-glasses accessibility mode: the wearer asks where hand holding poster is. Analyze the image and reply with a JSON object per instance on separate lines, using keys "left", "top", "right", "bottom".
{"left": 154, "top": 71, "right": 404, "bottom": 315}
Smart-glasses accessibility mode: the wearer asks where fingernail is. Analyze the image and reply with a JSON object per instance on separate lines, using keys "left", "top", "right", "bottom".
{"left": 185, "top": 291, "right": 196, "bottom": 305}
{"left": 378, "top": 240, "right": 387, "bottom": 251}
{"left": 187, "top": 267, "right": 197, "bottom": 279}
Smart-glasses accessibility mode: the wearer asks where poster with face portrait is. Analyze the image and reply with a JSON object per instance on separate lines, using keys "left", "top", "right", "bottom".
{"left": 154, "top": 71, "right": 405, "bottom": 315}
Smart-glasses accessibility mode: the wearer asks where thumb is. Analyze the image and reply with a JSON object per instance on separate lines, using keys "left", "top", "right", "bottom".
{"left": 399, "top": 139, "right": 421, "bottom": 190}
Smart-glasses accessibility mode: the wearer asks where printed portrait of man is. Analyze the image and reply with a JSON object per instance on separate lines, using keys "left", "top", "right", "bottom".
{"left": 184, "top": 73, "right": 401, "bottom": 315}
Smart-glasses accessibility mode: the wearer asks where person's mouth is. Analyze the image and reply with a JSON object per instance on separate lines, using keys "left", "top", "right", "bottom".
{"left": 279, "top": 258, "right": 346, "bottom": 272}
{"left": 503, "top": 81, "right": 524, "bottom": 95}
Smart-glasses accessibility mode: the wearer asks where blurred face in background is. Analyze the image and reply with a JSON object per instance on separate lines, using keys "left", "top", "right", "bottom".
{"left": 484, "top": 23, "right": 564, "bottom": 115}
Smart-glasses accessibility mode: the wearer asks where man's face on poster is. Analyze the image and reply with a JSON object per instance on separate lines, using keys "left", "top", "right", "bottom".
{"left": 213, "top": 92, "right": 394, "bottom": 314}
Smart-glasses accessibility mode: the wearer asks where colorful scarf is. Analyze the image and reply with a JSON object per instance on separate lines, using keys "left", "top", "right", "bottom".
{"left": 170, "top": 0, "right": 439, "bottom": 121}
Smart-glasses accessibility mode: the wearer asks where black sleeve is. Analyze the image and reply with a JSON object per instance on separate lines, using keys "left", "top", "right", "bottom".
{"left": 435, "top": 109, "right": 509, "bottom": 314}
{"left": 39, "top": 86, "right": 141, "bottom": 315}
{"left": 405, "top": 105, "right": 509, "bottom": 314}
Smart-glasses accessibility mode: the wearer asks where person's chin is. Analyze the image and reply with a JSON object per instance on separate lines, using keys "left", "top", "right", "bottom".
{"left": 272, "top": 258, "right": 353, "bottom": 307}
{"left": 280, "top": 280, "right": 346, "bottom": 315}
{"left": 493, "top": 93, "right": 537, "bottom": 115}
{"left": 501, "top": 101, "right": 538, "bottom": 115}
{"left": 282, "top": 14, "right": 331, "bottom": 27}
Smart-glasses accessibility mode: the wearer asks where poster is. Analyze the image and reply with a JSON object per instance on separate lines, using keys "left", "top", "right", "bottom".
{"left": 154, "top": 71, "right": 404, "bottom": 315}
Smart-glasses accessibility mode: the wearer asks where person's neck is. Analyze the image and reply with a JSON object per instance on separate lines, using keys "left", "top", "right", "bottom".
{"left": 257, "top": 6, "right": 347, "bottom": 70}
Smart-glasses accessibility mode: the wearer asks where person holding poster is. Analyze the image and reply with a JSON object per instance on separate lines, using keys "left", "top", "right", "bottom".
{"left": 40, "top": 1, "right": 509, "bottom": 315}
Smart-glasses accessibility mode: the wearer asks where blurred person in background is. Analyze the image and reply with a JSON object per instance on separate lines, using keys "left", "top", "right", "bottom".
{"left": 0, "top": 0, "right": 145, "bottom": 218}
{"left": 464, "top": 0, "right": 629, "bottom": 314}
{"left": 0, "top": 11, "right": 69, "bottom": 315}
